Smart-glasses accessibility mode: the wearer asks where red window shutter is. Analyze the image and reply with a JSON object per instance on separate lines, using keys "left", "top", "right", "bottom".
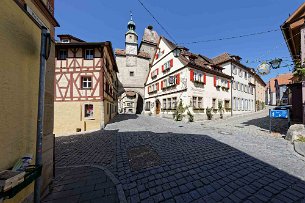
{"left": 155, "top": 53, "right": 158, "bottom": 60}
{"left": 204, "top": 74, "right": 207, "bottom": 84}
{"left": 214, "top": 76, "right": 217, "bottom": 87}
{"left": 228, "top": 80, "right": 230, "bottom": 89}
{"left": 157, "top": 82, "right": 159, "bottom": 91}
{"left": 190, "top": 69, "right": 194, "bottom": 81}
{"left": 170, "top": 59, "right": 173, "bottom": 67}
{"left": 162, "top": 50, "right": 164, "bottom": 54}
{"left": 162, "top": 65, "right": 164, "bottom": 72}
{"left": 176, "top": 74, "right": 180, "bottom": 85}
{"left": 161, "top": 81, "right": 163, "bottom": 89}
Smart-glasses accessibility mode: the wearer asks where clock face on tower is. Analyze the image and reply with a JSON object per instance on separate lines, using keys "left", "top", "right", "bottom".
{"left": 126, "top": 44, "right": 137, "bottom": 55}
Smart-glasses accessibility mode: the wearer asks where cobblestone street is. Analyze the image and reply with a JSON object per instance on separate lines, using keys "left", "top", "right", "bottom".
{"left": 46, "top": 110, "right": 305, "bottom": 202}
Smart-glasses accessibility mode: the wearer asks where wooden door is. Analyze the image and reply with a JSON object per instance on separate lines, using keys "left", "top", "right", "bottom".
{"left": 156, "top": 100, "right": 161, "bottom": 114}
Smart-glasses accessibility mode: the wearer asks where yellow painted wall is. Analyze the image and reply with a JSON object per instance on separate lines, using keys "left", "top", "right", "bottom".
{"left": 0, "top": 0, "right": 56, "bottom": 201}
{"left": 0, "top": 0, "right": 40, "bottom": 202}
{"left": 54, "top": 101, "right": 104, "bottom": 136}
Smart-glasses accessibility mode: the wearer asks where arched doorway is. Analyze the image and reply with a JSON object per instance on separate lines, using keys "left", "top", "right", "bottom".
{"left": 136, "top": 94, "right": 143, "bottom": 114}
{"left": 155, "top": 99, "right": 161, "bottom": 115}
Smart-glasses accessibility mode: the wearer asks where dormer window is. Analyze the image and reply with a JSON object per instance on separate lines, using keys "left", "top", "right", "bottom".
{"left": 85, "top": 49, "right": 94, "bottom": 60}
{"left": 61, "top": 39, "right": 70, "bottom": 43}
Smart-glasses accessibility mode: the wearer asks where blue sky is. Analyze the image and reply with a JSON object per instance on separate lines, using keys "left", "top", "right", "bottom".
{"left": 55, "top": 0, "right": 304, "bottom": 82}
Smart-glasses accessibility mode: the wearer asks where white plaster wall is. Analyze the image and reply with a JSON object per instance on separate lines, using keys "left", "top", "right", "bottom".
{"left": 221, "top": 62, "right": 255, "bottom": 113}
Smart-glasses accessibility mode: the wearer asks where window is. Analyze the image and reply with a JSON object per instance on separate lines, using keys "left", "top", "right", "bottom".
{"left": 61, "top": 39, "right": 70, "bottom": 43}
{"left": 145, "top": 102, "right": 151, "bottom": 111}
{"left": 130, "top": 71, "right": 134, "bottom": 76}
{"left": 225, "top": 100, "right": 230, "bottom": 109}
{"left": 167, "top": 98, "right": 172, "bottom": 109}
{"left": 58, "top": 49, "right": 67, "bottom": 60}
{"left": 84, "top": 104, "right": 93, "bottom": 118}
{"left": 163, "top": 99, "right": 166, "bottom": 109}
{"left": 172, "top": 97, "right": 177, "bottom": 109}
{"left": 85, "top": 49, "right": 94, "bottom": 59}
{"left": 212, "top": 98, "right": 217, "bottom": 109}
{"left": 193, "top": 97, "right": 197, "bottom": 108}
{"left": 233, "top": 66, "right": 237, "bottom": 75}
{"left": 198, "top": 97, "right": 203, "bottom": 108}
{"left": 81, "top": 77, "right": 92, "bottom": 89}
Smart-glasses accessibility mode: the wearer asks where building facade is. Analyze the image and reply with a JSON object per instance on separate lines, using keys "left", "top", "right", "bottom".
{"left": 253, "top": 71, "right": 267, "bottom": 110}
{"left": 144, "top": 37, "right": 232, "bottom": 120}
{"left": 265, "top": 73, "right": 293, "bottom": 106}
{"left": 212, "top": 53, "right": 256, "bottom": 114}
{"left": 54, "top": 35, "right": 118, "bottom": 135}
{"left": 0, "top": 0, "right": 59, "bottom": 202}
{"left": 115, "top": 16, "right": 159, "bottom": 114}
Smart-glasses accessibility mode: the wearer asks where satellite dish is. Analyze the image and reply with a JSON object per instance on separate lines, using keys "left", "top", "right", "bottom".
{"left": 257, "top": 62, "right": 270, "bottom": 75}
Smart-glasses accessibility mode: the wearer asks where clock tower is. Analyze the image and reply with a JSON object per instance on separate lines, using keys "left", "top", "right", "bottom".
{"left": 125, "top": 13, "right": 138, "bottom": 66}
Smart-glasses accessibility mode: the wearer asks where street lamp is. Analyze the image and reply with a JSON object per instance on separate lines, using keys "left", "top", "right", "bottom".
{"left": 269, "top": 58, "right": 282, "bottom": 69}
{"left": 173, "top": 46, "right": 182, "bottom": 58}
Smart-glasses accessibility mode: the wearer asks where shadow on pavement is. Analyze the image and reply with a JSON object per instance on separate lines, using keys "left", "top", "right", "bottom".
{"left": 108, "top": 114, "right": 139, "bottom": 124}
{"left": 51, "top": 127, "right": 305, "bottom": 202}
{"left": 241, "top": 116, "right": 289, "bottom": 135}
{"left": 114, "top": 130, "right": 305, "bottom": 202}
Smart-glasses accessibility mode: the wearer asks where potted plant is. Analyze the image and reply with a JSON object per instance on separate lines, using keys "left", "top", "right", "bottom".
{"left": 206, "top": 107, "right": 213, "bottom": 120}
{"left": 173, "top": 100, "right": 185, "bottom": 121}
{"left": 218, "top": 101, "right": 224, "bottom": 119}
{"left": 187, "top": 110, "right": 194, "bottom": 122}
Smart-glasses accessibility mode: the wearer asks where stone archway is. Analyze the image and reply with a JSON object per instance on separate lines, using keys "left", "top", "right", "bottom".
{"left": 118, "top": 90, "right": 144, "bottom": 114}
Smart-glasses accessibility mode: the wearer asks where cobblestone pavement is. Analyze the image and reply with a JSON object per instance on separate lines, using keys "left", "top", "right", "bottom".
{"left": 49, "top": 112, "right": 305, "bottom": 202}
{"left": 42, "top": 167, "right": 119, "bottom": 203}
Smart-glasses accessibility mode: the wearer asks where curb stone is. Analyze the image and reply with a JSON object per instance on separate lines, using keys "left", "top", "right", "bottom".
{"left": 294, "top": 141, "right": 305, "bottom": 157}
{"left": 55, "top": 165, "right": 127, "bottom": 203}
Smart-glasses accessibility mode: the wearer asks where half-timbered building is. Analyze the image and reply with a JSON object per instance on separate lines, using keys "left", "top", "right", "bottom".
{"left": 54, "top": 35, "right": 118, "bottom": 135}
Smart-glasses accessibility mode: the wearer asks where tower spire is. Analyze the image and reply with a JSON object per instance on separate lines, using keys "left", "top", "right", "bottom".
{"left": 130, "top": 11, "right": 133, "bottom": 21}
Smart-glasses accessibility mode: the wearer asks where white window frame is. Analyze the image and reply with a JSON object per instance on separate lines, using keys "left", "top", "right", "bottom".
{"left": 81, "top": 76, "right": 92, "bottom": 89}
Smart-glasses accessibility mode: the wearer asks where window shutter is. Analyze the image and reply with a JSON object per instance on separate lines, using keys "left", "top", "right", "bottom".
{"left": 214, "top": 75, "right": 217, "bottom": 87}
{"left": 190, "top": 69, "right": 194, "bottom": 81}
{"left": 157, "top": 82, "right": 159, "bottom": 91}
{"left": 204, "top": 74, "right": 207, "bottom": 84}
{"left": 170, "top": 59, "right": 174, "bottom": 68}
{"left": 157, "top": 68, "right": 159, "bottom": 75}
{"left": 228, "top": 80, "right": 230, "bottom": 89}
{"left": 162, "top": 65, "right": 164, "bottom": 72}
{"left": 155, "top": 53, "right": 158, "bottom": 60}
{"left": 162, "top": 50, "right": 164, "bottom": 54}
{"left": 161, "top": 81, "right": 163, "bottom": 89}
{"left": 176, "top": 73, "right": 180, "bottom": 85}
{"left": 151, "top": 72, "right": 152, "bottom": 78}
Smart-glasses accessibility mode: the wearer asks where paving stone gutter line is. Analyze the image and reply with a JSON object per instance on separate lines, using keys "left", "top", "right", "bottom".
{"left": 294, "top": 142, "right": 305, "bottom": 157}
{"left": 55, "top": 165, "right": 127, "bottom": 203}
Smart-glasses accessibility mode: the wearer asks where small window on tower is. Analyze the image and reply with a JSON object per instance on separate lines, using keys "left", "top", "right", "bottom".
{"left": 130, "top": 71, "right": 134, "bottom": 76}
{"left": 58, "top": 49, "right": 67, "bottom": 60}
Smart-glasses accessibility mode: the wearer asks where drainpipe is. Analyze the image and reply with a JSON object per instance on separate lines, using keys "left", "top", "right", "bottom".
{"left": 231, "top": 62, "right": 233, "bottom": 116}
{"left": 34, "top": 27, "right": 50, "bottom": 203}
